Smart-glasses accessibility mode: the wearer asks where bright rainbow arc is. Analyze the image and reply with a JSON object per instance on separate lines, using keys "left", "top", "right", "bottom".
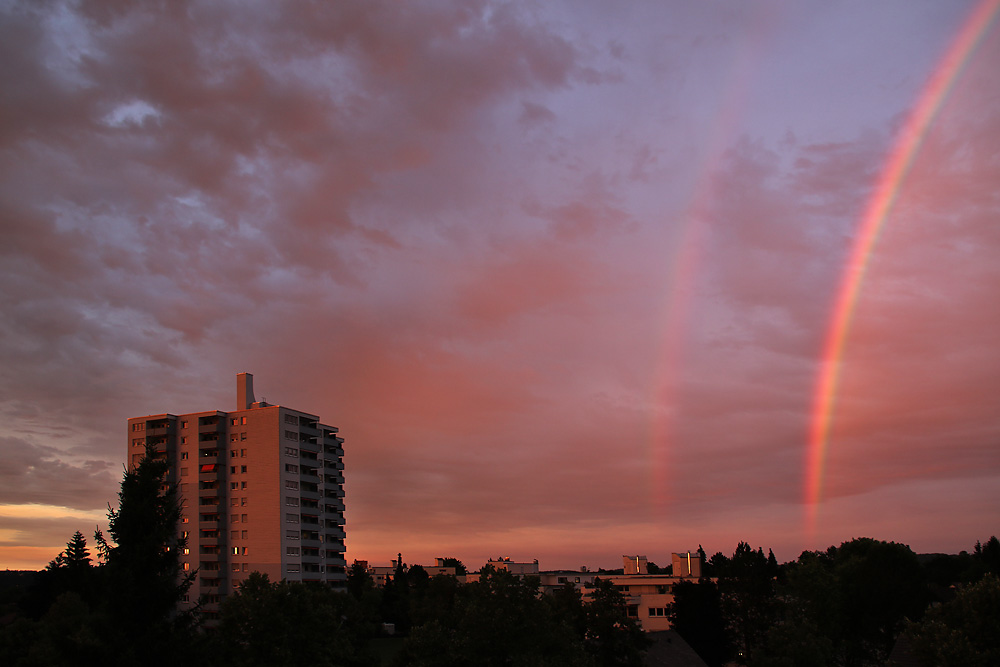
{"left": 804, "top": 0, "right": 1000, "bottom": 538}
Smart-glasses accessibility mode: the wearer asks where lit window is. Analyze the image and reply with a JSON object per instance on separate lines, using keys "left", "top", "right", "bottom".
{"left": 231, "top": 418, "right": 238, "bottom": 426}
{"left": 241, "top": 417, "right": 247, "bottom": 425}
{"left": 232, "top": 547, "right": 240, "bottom": 555}
{"left": 183, "top": 548, "right": 190, "bottom": 555}
{"left": 181, "top": 421, "right": 188, "bottom": 429}
{"left": 241, "top": 448, "right": 247, "bottom": 457}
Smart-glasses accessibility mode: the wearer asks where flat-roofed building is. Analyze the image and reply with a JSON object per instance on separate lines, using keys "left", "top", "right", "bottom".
{"left": 127, "top": 372, "right": 346, "bottom": 620}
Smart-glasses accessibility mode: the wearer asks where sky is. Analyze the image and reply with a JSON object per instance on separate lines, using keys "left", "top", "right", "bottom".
{"left": 1, "top": 0, "right": 998, "bottom": 572}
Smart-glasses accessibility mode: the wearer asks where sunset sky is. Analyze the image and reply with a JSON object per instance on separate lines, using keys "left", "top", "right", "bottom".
{"left": 1, "top": 0, "right": 998, "bottom": 572}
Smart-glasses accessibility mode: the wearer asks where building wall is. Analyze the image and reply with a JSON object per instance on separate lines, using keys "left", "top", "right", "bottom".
{"left": 127, "top": 374, "right": 346, "bottom": 619}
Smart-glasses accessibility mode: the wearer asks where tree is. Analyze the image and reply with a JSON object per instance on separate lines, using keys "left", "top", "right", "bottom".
{"left": 93, "top": 445, "right": 197, "bottom": 664}
{"left": 668, "top": 579, "right": 730, "bottom": 667}
{"left": 401, "top": 566, "right": 592, "bottom": 666}
{"left": 765, "top": 538, "right": 927, "bottom": 667}
{"left": 437, "top": 557, "right": 467, "bottom": 575}
{"left": 47, "top": 532, "right": 92, "bottom": 571}
{"left": 212, "top": 573, "right": 374, "bottom": 667}
{"left": 716, "top": 542, "right": 777, "bottom": 663}
{"left": 584, "top": 578, "right": 649, "bottom": 666}
{"left": 907, "top": 573, "right": 1000, "bottom": 666}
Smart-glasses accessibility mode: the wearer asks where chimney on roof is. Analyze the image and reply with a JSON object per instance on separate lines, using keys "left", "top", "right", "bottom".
{"left": 237, "top": 373, "right": 255, "bottom": 410}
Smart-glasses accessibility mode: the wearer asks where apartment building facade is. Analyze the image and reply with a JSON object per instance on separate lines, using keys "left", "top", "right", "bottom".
{"left": 127, "top": 373, "right": 346, "bottom": 619}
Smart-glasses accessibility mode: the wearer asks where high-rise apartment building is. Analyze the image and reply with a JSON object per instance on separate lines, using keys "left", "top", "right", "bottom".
{"left": 127, "top": 373, "right": 346, "bottom": 618}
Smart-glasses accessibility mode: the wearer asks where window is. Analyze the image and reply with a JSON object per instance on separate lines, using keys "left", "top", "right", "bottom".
{"left": 231, "top": 418, "right": 238, "bottom": 426}
{"left": 230, "top": 466, "right": 237, "bottom": 474}
{"left": 183, "top": 563, "right": 190, "bottom": 571}
{"left": 242, "top": 563, "right": 248, "bottom": 572}
{"left": 285, "top": 447, "right": 299, "bottom": 457}
{"left": 285, "top": 464, "right": 299, "bottom": 474}
{"left": 180, "top": 468, "right": 189, "bottom": 476}
{"left": 241, "top": 465, "right": 247, "bottom": 473}
{"left": 241, "top": 514, "right": 248, "bottom": 523}
{"left": 230, "top": 482, "right": 239, "bottom": 490}
{"left": 230, "top": 434, "right": 238, "bottom": 442}
{"left": 286, "top": 496, "right": 299, "bottom": 507}
{"left": 231, "top": 450, "right": 238, "bottom": 458}
{"left": 287, "top": 530, "right": 300, "bottom": 540}
{"left": 181, "top": 421, "right": 188, "bottom": 429}
{"left": 232, "top": 563, "right": 241, "bottom": 572}
{"left": 231, "top": 530, "right": 239, "bottom": 539}
{"left": 286, "top": 513, "right": 300, "bottom": 523}
{"left": 285, "top": 480, "right": 299, "bottom": 490}
{"left": 231, "top": 498, "right": 239, "bottom": 506}
{"left": 180, "top": 452, "right": 189, "bottom": 460}
{"left": 232, "top": 547, "right": 240, "bottom": 555}
{"left": 231, "top": 514, "right": 239, "bottom": 523}
{"left": 183, "top": 548, "right": 190, "bottom": 555}
{"left": 182, "top": 517, "right": 189, "bottom": 524}
{"left": 241, "top": 481, "right": 247, "bottom": 489}
{"left": 287, "top": 547, "right": 300, "bottom": 556}
{"left": 241, "top": 497, "right": 247, "bottom": 506}
{"left": 285, "top": 414, "right": 299, "bottom": 425}
{"left": 241, "top": 530, "right": 248, "bottom": 539}
{"left": 287, "top": 565, "right": 300, "bottom": 573}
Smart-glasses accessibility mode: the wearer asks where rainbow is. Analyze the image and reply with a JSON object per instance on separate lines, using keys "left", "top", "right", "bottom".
{"left": 804, "top": 0, "right": 1000, "bottom": 537}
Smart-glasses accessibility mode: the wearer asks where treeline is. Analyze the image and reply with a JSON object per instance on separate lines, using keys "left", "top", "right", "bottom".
{"left": 1, "top": 451, "right": 997, "bottom": 666}
{"left": 669, "top": 537, "right": 1000, "bottom": 666}
{"left": 0, "top": 452, "right": 648, "bottom": 667}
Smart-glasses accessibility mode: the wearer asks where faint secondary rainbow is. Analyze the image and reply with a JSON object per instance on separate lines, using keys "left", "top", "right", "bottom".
{"left": 804, "top": 0, "right": 1000, "bottom": 537}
